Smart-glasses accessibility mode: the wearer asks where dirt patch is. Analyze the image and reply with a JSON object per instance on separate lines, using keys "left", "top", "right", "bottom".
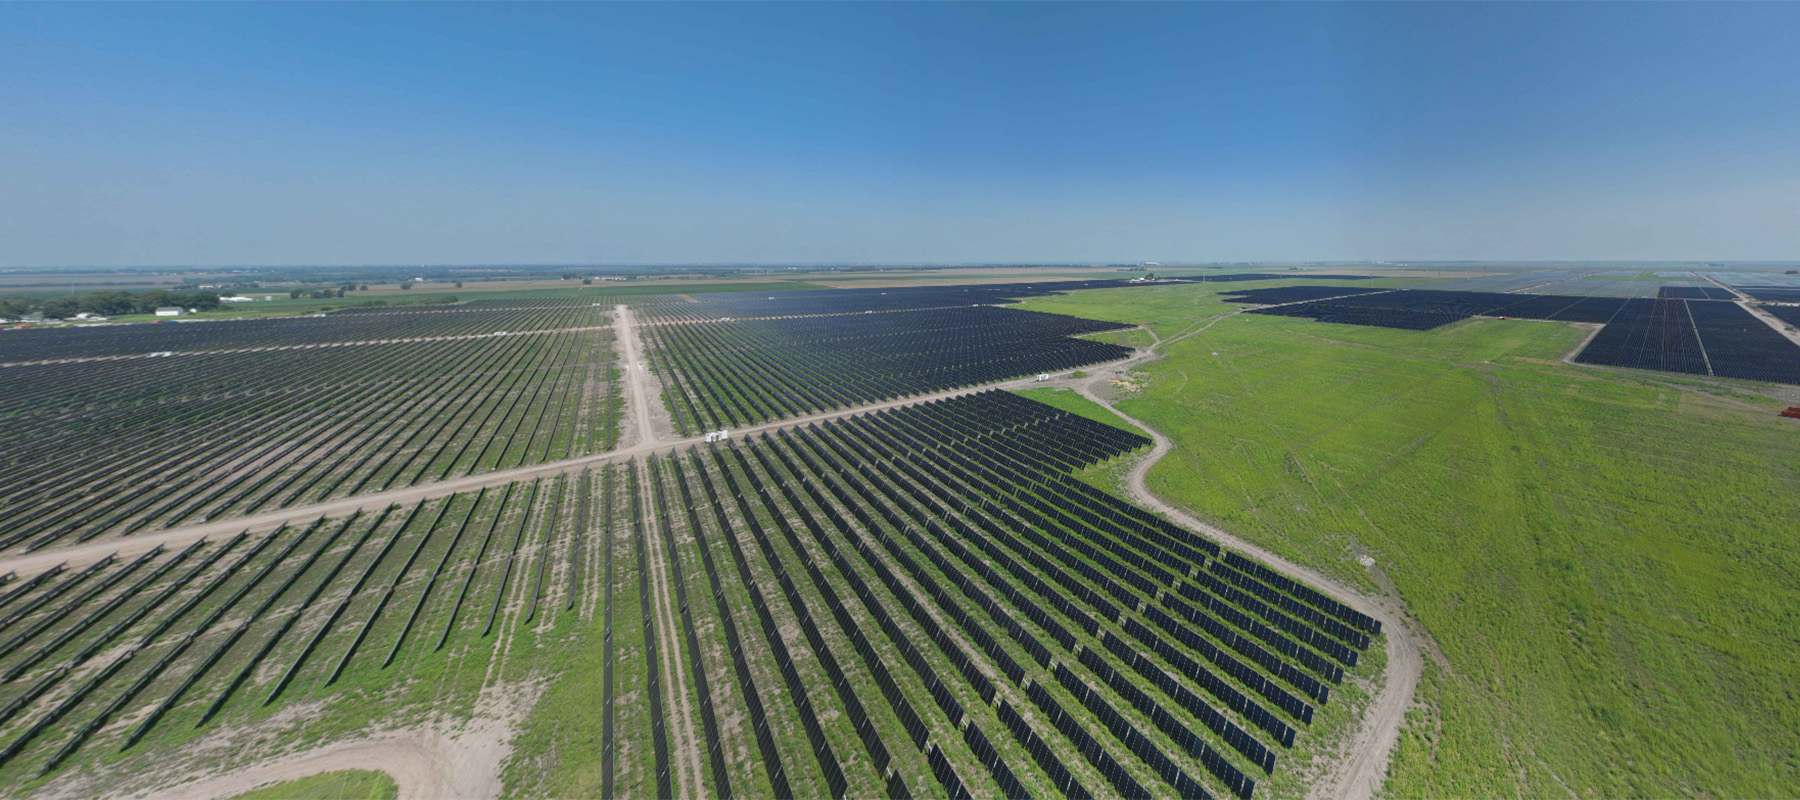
{"left": 613, "top": 306, "right": 663, "bottom": 448}
{"left": 108, "top": 683, "right": 538, "bottom": 800}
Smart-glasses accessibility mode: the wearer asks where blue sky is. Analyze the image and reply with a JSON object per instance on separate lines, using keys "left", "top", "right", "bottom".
{"left": 3, "top": 2, "right": 1797, "bottom": 266}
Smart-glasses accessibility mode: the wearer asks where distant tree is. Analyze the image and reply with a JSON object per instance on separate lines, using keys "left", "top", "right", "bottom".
{"left": 359, "top": 284, "right": 369, "bottom": 290}
{"left": 134, "top": 289, "right": 217, "bottom": 314}
{"left": 84, "top": 291, "right": 137, "bottom": 316}
{"left": 42, "top": 296, "right": 82, "bottom": 319}
{"left": 455, "top": 281, "right": 464, "bottom": 288}
{"left": 290, "top": 290, "right": 304, "bottom": 299}
{"left": 400, "top": 282, "right": 412, "bottom": 290}
{"left": 0, "top": 297, "right": 34, "bottom": 317}
{"left": 336, "top": 289, "right": 346, "bottom": 298}
{"left": 582, "top": 278, "right": 593, "bottom": 285}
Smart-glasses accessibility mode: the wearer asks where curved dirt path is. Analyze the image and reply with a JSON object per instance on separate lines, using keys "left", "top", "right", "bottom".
{"left": 114, "top": 682, "right": 531, "bottom": 800}
{"left": 1067, "top": 327, "right": 1425, "bottom": 800}
{"left": 136, "top": 739, "right": 437, "bottom": 800}
{"left": 128, "top": 736, "right": 482, "bottom": 800}
{"left": 20, "top": 305, "right": 1423, "bottom": 800}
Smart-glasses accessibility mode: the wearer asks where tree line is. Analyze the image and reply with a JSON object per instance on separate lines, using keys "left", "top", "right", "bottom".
{"left": 0, "top": 289, "right": 224, "bottom": 320}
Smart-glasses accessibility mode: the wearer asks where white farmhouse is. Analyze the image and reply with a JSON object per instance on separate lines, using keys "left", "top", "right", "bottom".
{"left": 154, "top": 306, "right": 184, "bottom": 317}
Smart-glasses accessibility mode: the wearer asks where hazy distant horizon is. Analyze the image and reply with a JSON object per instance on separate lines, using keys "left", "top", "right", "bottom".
{"left": 5, "top": 260, "right": 1800, "bottom": 273}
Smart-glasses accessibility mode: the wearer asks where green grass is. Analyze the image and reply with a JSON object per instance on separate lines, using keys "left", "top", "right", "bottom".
{"left": 221, "top": 770, "right": 397, "bottom": 800}
{"left": 1019, "top": 284, "right": 1800, "bottom": 798}
{"left": 1079, "top": 327, "right": 1156, "bottom": 351}
{"left": 1012, "top": 387, "right": 1136, "bottom": 433}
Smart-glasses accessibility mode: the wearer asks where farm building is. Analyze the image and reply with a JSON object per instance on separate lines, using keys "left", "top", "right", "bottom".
{"left": 153, "top": 306, "right": 184, "bottom": 317}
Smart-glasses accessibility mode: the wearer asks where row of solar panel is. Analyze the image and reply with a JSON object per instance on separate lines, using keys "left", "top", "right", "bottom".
{"left": 1574, "top": 299, "right": 1800, "bottom": 384}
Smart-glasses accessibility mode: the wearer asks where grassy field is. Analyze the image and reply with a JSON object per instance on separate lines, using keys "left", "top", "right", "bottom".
{"left": 1078, "top": 326, "right": 1157, "bottom": 351}
{"left": 1012, "top": 386, "right": 1138, "bottom": 431}
{"left": 223, "top": 770, "right": 397, "bottom": 800}
{"left": 1018, "top": 283, "right": 1800, "bottom": 798}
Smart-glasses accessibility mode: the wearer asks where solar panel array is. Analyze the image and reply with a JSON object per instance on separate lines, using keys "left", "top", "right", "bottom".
{"left": 1702, "top": 272, "right": 1800, "bottom": 289}
{"left": 1158, "top": 273, "right": 1378, "bottom": 284}
{"left": 0, "top": 303, "right": 612, "bottom": 362}
{"left": 1736, "top": 288, "right": 1800, "bottom": 303}
{"left": 1407, "top": 270, "right": 1592, "bottom": 293}
{"left": 1520, "top": 279, "right": 1665, "bottom": 298}
{"left": 644, "top": 282, "right": 1142, "bottom": 322}
{"left": 1658, "top": 286, "right": 1738, "bottom": 300}
{"left": 1247, "top": 290, "right": 1629, "bottom": 331}
{"left": 642, "top": 305, "right": 1135, "bottom": 433}
{"left": 1243, "top": 289, "right": 1800, "bottom": 386}
{"left": 1685, "top": 302, "right": 1800, "bottom": 384}
{"left": 0, "top": 329, "right": 621, "bottom": 550}
{"left": 1573, "top": 299, "right": 1800, "bottom": 383}
{"left": 1215, "top": 287, "right": 1389, "bottom": 305}
{"left": 1766, "top": 306, "right": 1800, "bottom": 328}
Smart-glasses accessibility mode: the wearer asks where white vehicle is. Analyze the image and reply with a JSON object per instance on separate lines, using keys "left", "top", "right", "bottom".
{"left": 1035, "top": 373, "right": 1051, "bottom": 382}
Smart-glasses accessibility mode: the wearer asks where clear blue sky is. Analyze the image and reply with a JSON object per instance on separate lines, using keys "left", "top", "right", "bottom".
{"left": 3, "top": 2, "right": 1797, "bottom": 266}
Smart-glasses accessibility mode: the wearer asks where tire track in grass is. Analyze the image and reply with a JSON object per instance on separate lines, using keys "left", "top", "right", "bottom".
{"left": 648, "top": 457, "right": 724, "bottom": 798}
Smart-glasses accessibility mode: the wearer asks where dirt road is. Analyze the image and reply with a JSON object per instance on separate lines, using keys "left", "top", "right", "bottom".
{"left": 1066, "top": 332, "right": 1422, "bottom": 800}
{"left": 136, "top": 739, "right": 443, "bottom": 800}
{"left": 0, "top": 357, "right": 1134, "bottom": 578}
{"left": 23, "top": 308, "right": 1421, "bottom": 800}
{"left": 614, "top": 305, "right": 661, "bottom": 447}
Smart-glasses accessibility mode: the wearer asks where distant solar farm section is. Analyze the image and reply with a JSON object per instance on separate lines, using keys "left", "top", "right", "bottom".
{"left": 0, "top": 278, "right": 1393, "bottom": 799}
{"left": 641, "top": 306, "right": 1135, "bottom": 434}
{"left": 0, "top": 298, "right": 618, "bottom": 363}
{"left": 1228, "top": 272, "right": 1800, "bottom": 386}
{"left": 0, "top": 322, "right": 623, "bottom": 550}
